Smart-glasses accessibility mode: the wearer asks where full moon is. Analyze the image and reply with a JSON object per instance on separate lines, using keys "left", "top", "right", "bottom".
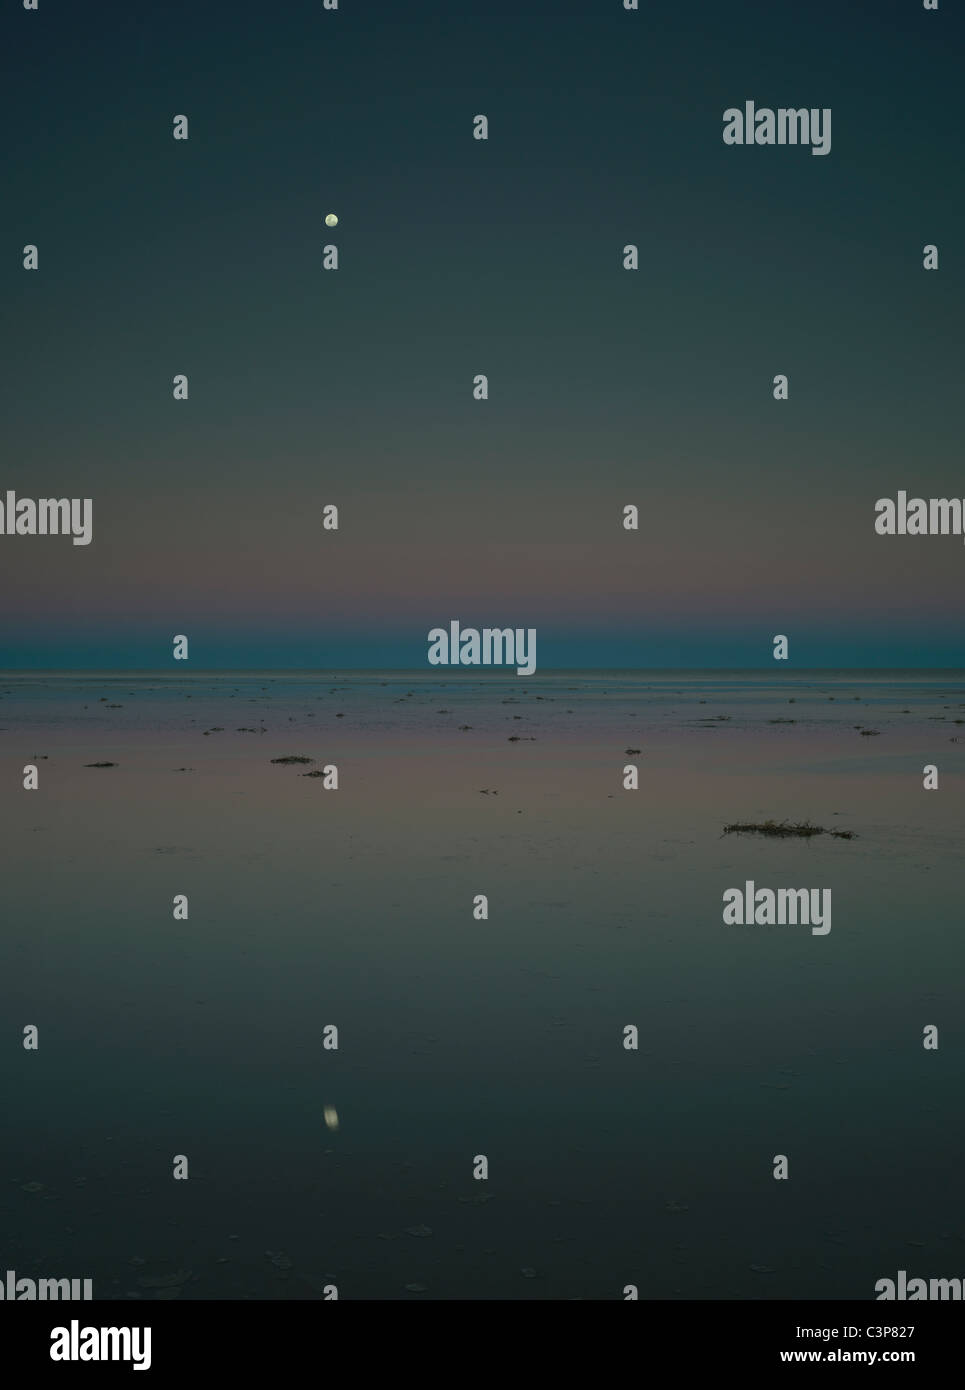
{"left": 324, "top": 213, "right": 338, "bottom": 227}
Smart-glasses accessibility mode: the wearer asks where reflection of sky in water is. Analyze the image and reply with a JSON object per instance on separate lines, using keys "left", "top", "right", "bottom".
{"left": 0, "top": 674, "right": 963, "bottom": 1299}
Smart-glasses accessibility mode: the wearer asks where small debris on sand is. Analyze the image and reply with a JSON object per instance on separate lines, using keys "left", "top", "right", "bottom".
{"left": 84, "top": 761, "right": 117, "bottom": 768}
{"left": 264, "top": 1251, "right": 293, "bottom": 1271}
{"left": 137, "top": 1269, "right": 192, "bottom": 1289}
{"left": 270, "top": 755, "right": 314, "bottom": 764}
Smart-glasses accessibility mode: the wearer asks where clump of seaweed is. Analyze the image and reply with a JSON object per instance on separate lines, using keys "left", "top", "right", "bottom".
{"left": 723, "top": 820, "right": 856, "bottom": 841}
{"left": 84, "top": 761, "right": 117, "bottom": 768}
{"left": 270, "top": 755, "right": 314, "bottom": 764}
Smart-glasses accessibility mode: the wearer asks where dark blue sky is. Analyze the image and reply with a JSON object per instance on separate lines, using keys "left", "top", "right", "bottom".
{"left": 2, "top": 0, "right": 962, "bottom": 668}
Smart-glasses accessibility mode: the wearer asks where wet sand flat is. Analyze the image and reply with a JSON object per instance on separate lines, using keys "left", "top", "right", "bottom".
{"left": 1, "top": 671, "right": 963, "bottom": 1299}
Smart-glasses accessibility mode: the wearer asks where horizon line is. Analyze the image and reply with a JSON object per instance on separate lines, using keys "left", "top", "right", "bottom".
{"left": 2, "top": 666, "right": 964, "bottom": 677}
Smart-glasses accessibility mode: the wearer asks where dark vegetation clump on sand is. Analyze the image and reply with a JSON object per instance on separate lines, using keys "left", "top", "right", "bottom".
{"left": 84, "top": 761, "right": 118, "bottom": 767}
{"left": 270, "top": 755, "right": 314, "bottom": 764}
{"left": 723, "top": 820, "right": 856, "bottom": 841}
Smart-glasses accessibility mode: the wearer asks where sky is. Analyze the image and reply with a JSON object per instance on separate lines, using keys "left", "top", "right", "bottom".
{"left": 1, "top": 0, "right": 963, "bottom": 669}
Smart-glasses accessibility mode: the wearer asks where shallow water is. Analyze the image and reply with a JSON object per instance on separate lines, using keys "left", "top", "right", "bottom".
{"left": 1, "top": 671, "right": 963, "bottom": 1299}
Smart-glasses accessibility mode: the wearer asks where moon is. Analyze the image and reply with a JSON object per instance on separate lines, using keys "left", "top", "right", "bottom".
{"left": 324, "top": 213, "right": 338, "bottom": 227}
